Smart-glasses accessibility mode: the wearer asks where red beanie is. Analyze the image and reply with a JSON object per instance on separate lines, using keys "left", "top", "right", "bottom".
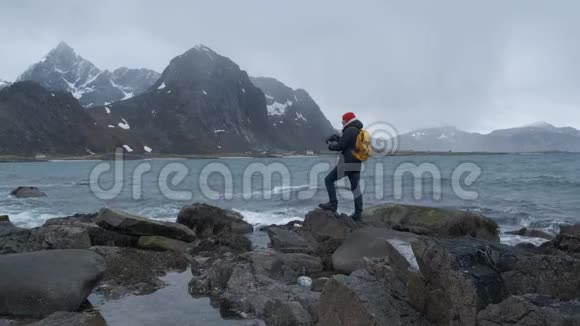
{"left": 342, "top": 112, "right": 356, "bottom": 123}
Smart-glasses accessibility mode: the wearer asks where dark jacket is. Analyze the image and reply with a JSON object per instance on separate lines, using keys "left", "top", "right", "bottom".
{"left": 328, "top": 119, "right": 363, "bottom": 171}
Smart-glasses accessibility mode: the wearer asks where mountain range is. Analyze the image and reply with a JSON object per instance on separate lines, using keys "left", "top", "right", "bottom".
{"left": 398, "top": 122, "right": 580, "bottom": 152}
{"left": 0, "top": 43, "right": 335, "bottom": 155}
{"left": 16, "top": 42, "right": 160, "bottom": 107}
{"left": 2, "top": 42, "right": 580, "bottom": 156}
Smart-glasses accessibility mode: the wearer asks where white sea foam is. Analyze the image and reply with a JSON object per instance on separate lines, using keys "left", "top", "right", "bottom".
{"left": 6, "top": 211, "right": 62, "bottom": 228}
{"left": 500, "top": 234, "right": 550, "bottom": 247}
{"left": 233, "top": 209, "right": 303, "bottom": 227}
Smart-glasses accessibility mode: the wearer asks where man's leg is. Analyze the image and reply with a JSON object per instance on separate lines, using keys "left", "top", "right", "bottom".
{"left": 320, "top": 166, "right": 339, "bottom": 212}
{"left": 347, "top": 171, "right": 363, "bottom": 219}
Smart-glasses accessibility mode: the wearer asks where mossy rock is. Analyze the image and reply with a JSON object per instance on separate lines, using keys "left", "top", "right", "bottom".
{"left": 0, "top": 215, "right": 9, "bottom": 222}
{"left": 362, "top": 204, "right": 499, "bottom": 242}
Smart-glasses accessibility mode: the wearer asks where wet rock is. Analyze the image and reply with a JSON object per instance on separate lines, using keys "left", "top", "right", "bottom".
{"left": 312, "top": 277, "right": 329, "bottom": 292}
{"left": 9, "top": 186, "right": 46, "bottom": 198}
{"left": 45, "top": 214, "right": 139, "bottom": 248}
{"left": 477, "top": 294, "right": 580, "bottom": 326}
{"left": 177, "top": 203, "right": 253, "bottom": 237}
{"left": 29, "top": 311, "right": 106, "bottom": 326}
{"left": 363, "top": 204, "right": 499, "bottom": 242}
{"left": 0, "top": 249, "right": 105, "bottom": 317}
{"left": 138, "top": 235, "right": 190, "bottom": 252}
{"left": 266, "top": 226, "right": 314, "bottom": 254}
{"left": 332, "top": 227, "right": 419, "bottom": 274}
{"left": 505, "top": 227, "right": 554, "bottom": 240}
{"left": 0, "top": 218, "right": 32, "bottom": 254}
{"left": 560, "top": 223, "right": 580, "bottom": 236}
{"left": 242, "top": 249, "right": 323, "bottom": 284}
{"left": 542, "top": 223, "right": 580, "bottom": 258}
{"left": 91, "top": 246, "right": 188, "bottom": 299}
{"left": 29, "top": 224, "right": 92, "bottom": 250}
{"left": 412, "top": 236, "right": 580, "bottom": 326}
{"left": 301, "top": 209, "right": 361, "bottom": 269}
{"left": 263, "top": 300, "right": 313, "bottom": 326}
{"left": 0, "top": 230, "right": 31, "bottom": 254}
{"left": 192, "top": 232, "right": 252, "bottom": 255}
{"left": 96, "top": 208, "right": 195, "bottom": 242}
{"left": 318, "top": 270, "right": 402, "bottom": 326}
{"left": 189, "top": 248, "right": 322, "bottom": 323}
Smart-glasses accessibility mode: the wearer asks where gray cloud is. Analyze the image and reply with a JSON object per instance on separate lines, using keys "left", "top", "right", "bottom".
{"left": 1, "top": 0, "right": 580, "bottom": 133}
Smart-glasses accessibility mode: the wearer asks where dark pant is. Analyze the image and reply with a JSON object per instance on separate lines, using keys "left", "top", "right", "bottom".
{"left": 324, "top": 166, "right": 363, "bottom": 213}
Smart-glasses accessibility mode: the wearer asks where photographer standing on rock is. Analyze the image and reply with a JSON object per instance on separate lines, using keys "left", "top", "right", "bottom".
{"left": 319, "top": 112, "right": 371, "bottom": 221}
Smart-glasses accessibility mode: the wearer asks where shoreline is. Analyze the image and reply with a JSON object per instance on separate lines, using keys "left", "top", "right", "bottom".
{"left": 0, "top": 150, "right": 573, "bottom": 163}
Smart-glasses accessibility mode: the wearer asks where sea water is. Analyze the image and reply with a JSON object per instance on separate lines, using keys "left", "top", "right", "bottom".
{"left": 1, "top": 153, "right": 579, "bottom": 245}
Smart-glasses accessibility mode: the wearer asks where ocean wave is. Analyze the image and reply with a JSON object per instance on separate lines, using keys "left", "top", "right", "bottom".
{"left": 5, "top": 211, "right": 62, "bottom": 228}
{"left": 500, "top": 234, "right": 550, "bottom": 247}
{"left": 233, "top": 208, "right": 304, "bottom": 227}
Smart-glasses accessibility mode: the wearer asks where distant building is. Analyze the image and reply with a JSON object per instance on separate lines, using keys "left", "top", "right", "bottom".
{"left": 306, "top": 150, "right": 315, "bottom": 155}
{"left": 34, "top": 154, "right": 47, "bottom": 160}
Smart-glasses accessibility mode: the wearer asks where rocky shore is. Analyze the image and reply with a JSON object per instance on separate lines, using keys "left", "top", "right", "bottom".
{"left": 1, "top": 201, "right": 579, "bottom": 325}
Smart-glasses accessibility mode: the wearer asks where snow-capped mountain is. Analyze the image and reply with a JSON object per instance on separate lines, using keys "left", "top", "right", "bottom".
{"left": 17, "top": 42, "right": 160, "bottom": 107}
{"left": 88, "top": 45, "right": 335, "bottom": 154}
{"left": 0, "top": 79, "right": 10, "bottom": 90}
{"left": 399, "top": 122, "right": 580, "bottom": 152}
{"left": 399, "top": 126, "right": 484, "bottom": 152}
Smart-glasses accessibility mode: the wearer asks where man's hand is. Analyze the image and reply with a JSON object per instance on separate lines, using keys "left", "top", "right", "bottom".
{"left": 326, "top": 134, "right": 340, "bottom": 144}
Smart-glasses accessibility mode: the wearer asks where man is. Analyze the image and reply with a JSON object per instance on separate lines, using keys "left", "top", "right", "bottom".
{"left": 319, "top": 112, "right": 364, "bottom": 220}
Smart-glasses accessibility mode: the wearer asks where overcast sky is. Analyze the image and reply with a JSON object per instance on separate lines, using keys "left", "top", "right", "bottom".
{"left": 1, "top": 0, "right": 580, "bottom": 133}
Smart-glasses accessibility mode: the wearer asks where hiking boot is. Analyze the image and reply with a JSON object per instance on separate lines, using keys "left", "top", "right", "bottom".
{"left": 350, "top": 212, "right": 363, "bottom": 221}
{"left": 318, "top": 202, "right": 338, "bottom": 213}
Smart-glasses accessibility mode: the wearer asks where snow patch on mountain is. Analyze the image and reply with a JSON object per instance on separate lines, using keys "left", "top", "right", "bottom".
{"left": 118, "top": 118, "right": 130, "bottom": 130}
{"left": 17, "top": 42, "right": 160, "bottom": 107}
{"left": 295, "top": 112, "right": 307, "bottom": 122}
{"left": 267, "top": 99, "right": 293, "bottom": 116}
{"left": 0, "top": 79, "right": 11, "bottom": 90}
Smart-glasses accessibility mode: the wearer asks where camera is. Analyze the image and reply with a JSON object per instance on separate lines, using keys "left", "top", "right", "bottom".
{"left": 325, "top": 134, "right": 340, "bottom": 144}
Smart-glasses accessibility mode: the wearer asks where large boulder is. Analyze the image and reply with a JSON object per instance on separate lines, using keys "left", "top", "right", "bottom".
{"left": 29, "top": 311, "right": 106, "bottom": 326}
{"left": 560, "top": 223, "right": 580, "bottom": 237}
{"left": 542, "top": 223, "right": 580, "bottom": 258}
{"left": 28, "top": 224, "right": 92, "bottom": 250}
{"left": 0, "top": 218, "right": 32, "bottom": 254}
{"left": 301, "top": 209, "right": 360, "bottom": 269}
{"left": 177, "top": 203, "right": 253, "bottom": 237}
{"left": 318, "top": 269, "right": 432, "bottom": 326}
{"left": 1, "top": 214, "right": 139, "bottom": 255}
{"left": 45, "top": 214, "right": 139, "bottom": 248}
{"left": 332, "top": 227, "right": 419, "bottom": 274}
{"left": 266, "top": 224, "right": 314, "bottom": 254}
{"left": 412, "top": 236, "right": 580, "bottom": 326}
{"left": 363, "top": 204, "right": 499, "bottom": 242}
{"left": 477, "top": 294, "right": 580, "bottom": 326}
{"left": 319, "top": 270, "right": 401, "bottom": 326}
{"left": 0, "top": 249, "right": 105, "bottom": 317}
{"left": 96, "top": 208, "right": 195, "bottom": 242}
{"left": 91, "top": 246, "right": 189, "bottom": 299}
{"left": 9, "top": 186, "right": 46, "bottom": 198}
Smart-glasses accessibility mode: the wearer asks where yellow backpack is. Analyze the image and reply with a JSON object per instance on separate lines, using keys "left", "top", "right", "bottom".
{"left": 352, "top": 129, "right": 372, "bottom": 161}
